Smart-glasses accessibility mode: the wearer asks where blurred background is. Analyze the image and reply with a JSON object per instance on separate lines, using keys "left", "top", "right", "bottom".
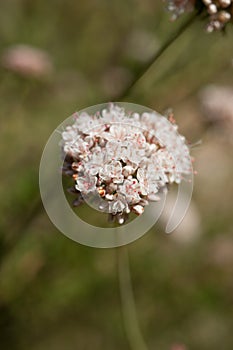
{"left": 0, "top": 1, "right": 233, "bottom": 349}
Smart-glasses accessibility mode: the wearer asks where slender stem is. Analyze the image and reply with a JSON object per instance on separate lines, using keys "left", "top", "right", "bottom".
{"left": 117, "top": 245, "right": 148, "bottom": 350}
{"left": 117, "top": 11, "right": 199, "bottom": 101}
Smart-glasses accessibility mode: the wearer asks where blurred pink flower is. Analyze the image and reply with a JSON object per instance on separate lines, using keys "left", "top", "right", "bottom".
{"left": 170, "top": 343, "right": 187, "bottom": 350}
{"left": 1, "top": 44, "right": 53, "bottom": 78}
{"left": 199, "top": 85, "right": 233, "bottom": 138}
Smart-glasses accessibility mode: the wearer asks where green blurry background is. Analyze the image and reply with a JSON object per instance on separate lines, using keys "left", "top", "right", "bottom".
{"left": 0, "top": 1, "right": 233, "bottom": 349}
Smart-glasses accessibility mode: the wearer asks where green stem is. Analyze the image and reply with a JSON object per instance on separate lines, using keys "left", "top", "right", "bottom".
{"left": 117, "top": 11, "right": 199, "bottom": 101}
{"left": 117, "top": 245, "right": 148, "bottom": 350}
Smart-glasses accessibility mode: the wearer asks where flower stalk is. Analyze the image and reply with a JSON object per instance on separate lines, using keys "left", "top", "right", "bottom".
{"left": 117, "top": 244, "right": 148, "bottom": 350}
{"left": 118, "top": 11, "right": 198, "bottom": 100}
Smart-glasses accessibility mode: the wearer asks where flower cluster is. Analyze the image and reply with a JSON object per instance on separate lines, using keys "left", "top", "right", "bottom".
{"left": 165, "top": 0, "right": 233, "bottom": 31}
{"left": 61, "top": 104, "right": 192, "bottom": 224}
{"left": 165, "top": 0, "right": 195, "bottom": 20}
{"left": 203, "top": 0, "right": 232, "bottom": 32}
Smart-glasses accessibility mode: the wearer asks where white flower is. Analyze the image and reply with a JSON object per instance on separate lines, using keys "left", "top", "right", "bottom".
{"left": 84, "top": 147, "right": 105, "bottom": 176}
{"left": 105, "top": 140, "right": 127, "bottom": 161}
{"left": 84, "top": 121, "right": 106, "bottom": 138}
{"left": 137, "top": 168, "right": 149, "bottom": 196}
{"left": 109, "top": 194, "right": 128, "bottom": 214}
{"left": 99, "top": 160, "right": 124, "bottom": 184}
{"left": 132, "top": 204, "right": 144, "bottom": 215}
{"left": 75, "top": 174, "right": 97, "bottom": 193}
{"left": 102, "top": 104, "right": 127, "bottom": 124}
{"left": 119, "top": 179, "right": 141, "bottom": 204}
{"left": 137, "top": 168, "right": 159, "bottom": 196}
{"left": 62, "top": 131, "right": 90, "bottom": 158}
{"left": 62, "top": 126, "right": 77, "bottom": 142}
{"left": 102, "top": 124, "right": 128, "bottom": 142}
{"left": 129, "top": 131, "right": 146, "bottom": 148}
{"left": 121, "top": 141, "right": 145, "bottom": 165}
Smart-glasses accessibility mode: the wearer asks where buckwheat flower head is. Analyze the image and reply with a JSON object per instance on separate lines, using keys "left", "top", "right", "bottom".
{"left": 164, "top": 0, "right": 233, "bottom": 31}
{"left": 61, "top": 104, "right": 193, "bottom": 225}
